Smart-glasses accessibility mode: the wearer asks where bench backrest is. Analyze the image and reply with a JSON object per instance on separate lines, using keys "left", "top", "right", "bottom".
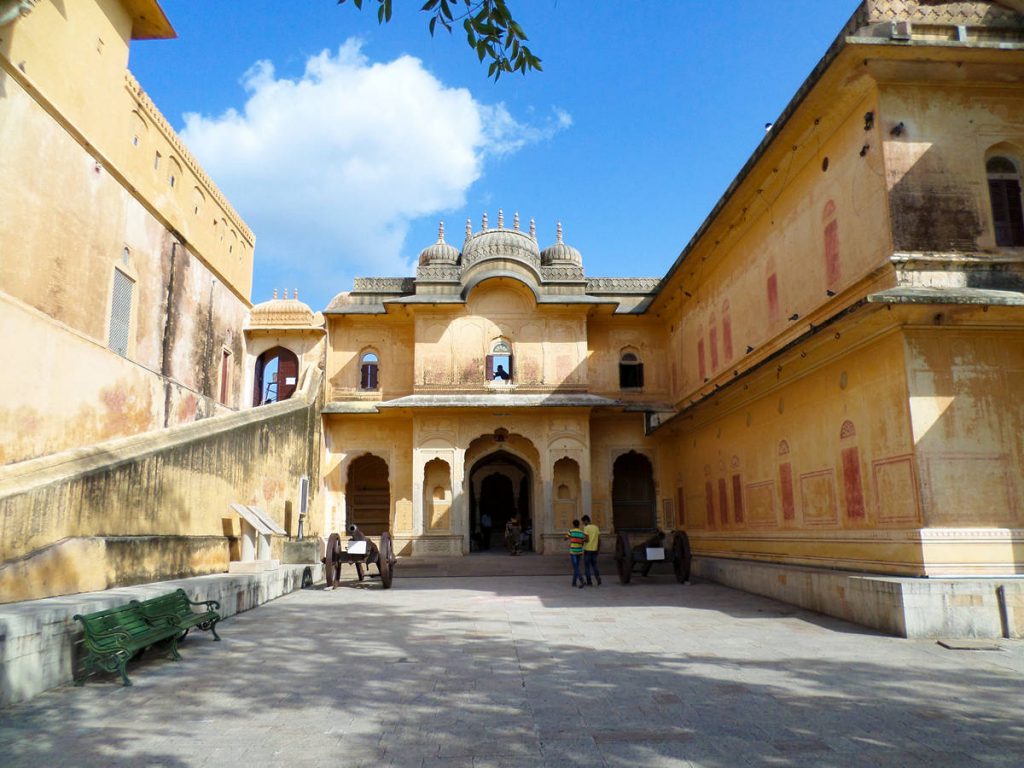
{"left": 75, "top": 604, "right": 155, "bottom": 645}
{"left": 133, "top": 589, "right": 198, "bottom": 618}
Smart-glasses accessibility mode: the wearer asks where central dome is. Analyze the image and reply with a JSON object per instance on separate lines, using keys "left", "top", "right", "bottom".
{"left": 461, "top": 210, "right": 541, "bottom": 269}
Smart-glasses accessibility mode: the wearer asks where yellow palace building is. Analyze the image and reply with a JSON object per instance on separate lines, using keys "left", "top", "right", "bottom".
{"left": 2, "top": 0, "right": 1023, "bottom": 639}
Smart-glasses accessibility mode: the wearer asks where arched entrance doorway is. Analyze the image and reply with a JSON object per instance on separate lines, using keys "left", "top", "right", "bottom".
{"left": 612, "top": 451, "right": 656, "bottom": 531}
{"left": 253, "top": 346, "right": 299, "bottom": 405}
{"left": 469, "top": 450, "right": 532, "bottom": 552}
{"left": 346, "top": 454, "right": 390, "bottom": 535}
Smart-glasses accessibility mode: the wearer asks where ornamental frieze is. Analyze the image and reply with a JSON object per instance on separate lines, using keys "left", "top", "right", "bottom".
{"left": 351, "top": 277, "right": 416, "bottom": 294}
{"left": 586, "top": 277, "right": 661, "bottom": 294}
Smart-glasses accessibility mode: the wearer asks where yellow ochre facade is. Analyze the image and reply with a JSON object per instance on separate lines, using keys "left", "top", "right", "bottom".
{"left": 1, "top": 0, "right": 1023, "bottom": 611}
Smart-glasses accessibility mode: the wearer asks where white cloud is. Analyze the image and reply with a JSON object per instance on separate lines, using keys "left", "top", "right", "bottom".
{"left": 180, "top": 40, "right": 571, "bottom": 294}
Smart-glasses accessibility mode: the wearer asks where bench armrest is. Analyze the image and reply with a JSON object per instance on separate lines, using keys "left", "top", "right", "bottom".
{"left": 185, "top": 597, "right": 220, "bottom": 611}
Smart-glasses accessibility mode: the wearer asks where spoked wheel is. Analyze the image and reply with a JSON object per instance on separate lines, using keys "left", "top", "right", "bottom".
{"left": 378, "top": 532, "right": 396, "bottom": 589}
{"left": 615, "top": 532, "right": 633, "bottom": 584}
{"left": 324, "top": 533, "right": 343, "bottom": 588}
{"left": 355, "top": 562, "right": 365, "bottom": 582}
{"left": 672, "top": 531, "right": 692, "bottom": 584}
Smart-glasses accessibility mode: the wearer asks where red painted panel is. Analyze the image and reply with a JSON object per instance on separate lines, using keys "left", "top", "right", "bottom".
{"left": 825, "top": 219, "right": 840, "bottom": 288}
{"left": 732, "top": 474, "right": 744, "bottom": 524}
{"left": 718, "top": 478, "right": 729, "bottom": 525}
{"left": 698, "top": 339, "right": 706, "bottom": 381}
{"left": 767, "top": 272, "right": 779, "bottom": 322}
{"left": 722, "top": 303, "right": 733, "bottom": 362}
{"left": 704, "top": 481, "right": 715, "bottom": 527}
{"left": 779, "top": 462, "right": 795, "bottom": 520}
{"left": 710, "top": 325, "right": 719, "bottom": 371}
{"left": 842, "top": 446, "right": 866, "bottom": 519}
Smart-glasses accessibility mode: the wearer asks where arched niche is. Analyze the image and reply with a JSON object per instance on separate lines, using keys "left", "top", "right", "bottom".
{"left": 346, "top": 454, "right": 390, "bottom": 535}
{"left": 612, "top": 451, "right": 656, "bottom": 531}
{"left": 423, "top": 458, "right": 452, "bottom": 531}
{"left": 552, "top": 457, "right": 581, "bottom": 532}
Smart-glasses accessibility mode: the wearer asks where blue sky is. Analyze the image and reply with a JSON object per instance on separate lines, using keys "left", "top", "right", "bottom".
{"left": 129, "top": 1, "right": 858, "bottom": 311}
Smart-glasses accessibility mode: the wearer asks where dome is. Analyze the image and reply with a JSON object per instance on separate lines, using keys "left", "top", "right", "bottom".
{"left": 461, "top": 210, "right": 541, "bottom": 269}
{"left": 418, "top": 221, "right": 460, "bottom": 265}
{"left": 249, "top": 289, "right": 317, "bottom": 329}
{"left": 541, "top": 222, "right": 582, "bottom": 267}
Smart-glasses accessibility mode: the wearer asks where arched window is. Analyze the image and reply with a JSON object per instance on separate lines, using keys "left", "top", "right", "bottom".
{"left": 619, "top": 350, "right": 644, "bottom": 389}
{"left": 487, "top": 340, "right": 513, "bottom": 382}
{"left": 988, "top": 156, "right": 1024, "bottom": 246}
{"left": 360, "top": 352, "right": 379, "bottom": 390}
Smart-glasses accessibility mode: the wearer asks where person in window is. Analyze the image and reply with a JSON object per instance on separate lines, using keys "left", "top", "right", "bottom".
{"left": 494, "top": 364, "right": 510, "bottom": 381}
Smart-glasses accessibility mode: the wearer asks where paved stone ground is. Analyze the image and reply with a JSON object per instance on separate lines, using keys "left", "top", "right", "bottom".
{"left": 2, "top": 568, "right": 1022, "bottom": 768}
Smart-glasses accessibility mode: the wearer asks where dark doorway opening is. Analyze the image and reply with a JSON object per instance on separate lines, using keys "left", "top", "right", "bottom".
{"left": 347, "top": 454, "right": 390, "bottom": 535}
{"left": 469, "top": 450, "right": 532, "bottom": 552}
{"left": 253, "top": 346, "right": 299, "bottom": 406}
{"left": 612, "top": 451, "right": 656, "bottom": 531}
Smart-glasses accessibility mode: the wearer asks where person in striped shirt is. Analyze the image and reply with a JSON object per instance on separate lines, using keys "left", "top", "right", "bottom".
{"left": 566, "top": 520, "right": 587, "bottom": 589}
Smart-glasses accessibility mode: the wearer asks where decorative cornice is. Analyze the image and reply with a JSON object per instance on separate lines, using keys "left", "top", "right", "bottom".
{"left": 415, "top": 264, "right": 461, "bottom": 282}
{"left": 541, "top": 265, "right": 585, "bottom": 282}
{"left": 351, "top": 277, "right": 416, "bottom": 294}
{"left": 0, "top": 0, "right": 37, "bottom": 28}
{"left": 587, "top": 277, "right": 661, "bottom": 294}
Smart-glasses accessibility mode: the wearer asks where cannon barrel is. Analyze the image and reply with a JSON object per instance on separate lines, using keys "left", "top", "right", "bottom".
{"left": 347, "top": 524, "right": 368, "bottom": 541}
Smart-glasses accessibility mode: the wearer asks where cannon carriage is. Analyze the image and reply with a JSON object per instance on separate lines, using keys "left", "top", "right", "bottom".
{"left": 323, "top": 525, "right": 397, "bottom": 589}
{"left": 613, "top": 529, "right": 691, "bottom": 584}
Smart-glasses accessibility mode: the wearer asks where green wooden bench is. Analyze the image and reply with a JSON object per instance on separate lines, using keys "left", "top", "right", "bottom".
{"left": 73, "top": 602, "right": 184, "bottom": 687}
{"left": 131, "top": 589, "right": 222, "bottom": 642}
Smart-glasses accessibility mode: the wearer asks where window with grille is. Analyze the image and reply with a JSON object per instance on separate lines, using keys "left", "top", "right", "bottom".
{"left": 108, "top": 268, "right": 134, "bottom": 357}
{"left": 988, "top": 156, "right": 1024, "bottom": 247}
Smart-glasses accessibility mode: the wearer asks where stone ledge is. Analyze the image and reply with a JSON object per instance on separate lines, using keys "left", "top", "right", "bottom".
{"left": 0, "top": 563, "right": 323, "bottom": 708}
{"left": 693, "top": 556, "right": 1024, "bottom": 639}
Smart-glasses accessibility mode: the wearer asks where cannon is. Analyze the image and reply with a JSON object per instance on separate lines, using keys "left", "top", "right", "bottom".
{"left": 613, "top": 529, "right": 691, "bottom": 584}
{"left": 323, "top": 525, "right": 397, "bottom": 589}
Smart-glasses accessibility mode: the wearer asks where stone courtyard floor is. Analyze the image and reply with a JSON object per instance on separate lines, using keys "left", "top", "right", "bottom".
{"left": 1, "top": 567, "right": 1022, "bottom": 768}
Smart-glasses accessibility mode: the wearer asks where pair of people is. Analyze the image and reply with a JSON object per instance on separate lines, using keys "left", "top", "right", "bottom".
{"left": 566, "top": 515, "right": 601, "bottom": 588}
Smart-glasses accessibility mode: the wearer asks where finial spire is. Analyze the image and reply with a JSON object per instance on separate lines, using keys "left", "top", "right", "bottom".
{"left": 529, "top": 218, "right": 536, "bottom": 239}
{"left": 294, "top": 289, "right": 299, "bottom": 300}
{"left": 438, "top": 220, "right": 446, "bottom": 243}
{"left": 466, "top": 218, "right": 472, "bottom": 239}
{"left": 273, "top": 288, "right": 278, "bottom": 300}
{"left": 556, "top": 221, "right": 563, "bottom": 243}
{"left": 498, "top": 209, "right": 504, "bottom": 229}
{"left": 482, "top": 212, "right": 488, "bottom": 231}
{"left": 514, "top": 212, "right": 520, "bottom": 231}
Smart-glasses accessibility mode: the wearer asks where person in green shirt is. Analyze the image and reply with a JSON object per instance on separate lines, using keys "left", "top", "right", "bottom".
{"left": 565, "top": 519, "right": 586, "bottom": 589}
{"left": 582, "top": 514, "right": 602, "bottom": 586}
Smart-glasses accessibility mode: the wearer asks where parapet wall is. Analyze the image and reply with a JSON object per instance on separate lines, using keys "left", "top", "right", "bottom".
{"left": 0, "top": 371, "right": 323, "bottom": 603}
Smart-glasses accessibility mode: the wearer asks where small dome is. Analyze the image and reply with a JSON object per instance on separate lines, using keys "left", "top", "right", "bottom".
{"left": 418, "top": 221, "right": 460, "bottom": 265}
{"left": 250, "top": 289, "right": 317, "bottom": 328}
{"left": 541, "top": 222, "right": 582, "bottom": 266}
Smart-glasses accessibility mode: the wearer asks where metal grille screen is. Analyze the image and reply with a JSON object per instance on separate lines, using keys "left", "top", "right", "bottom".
{"left": 108, "top": 269, "right": 134, "bottom": 356}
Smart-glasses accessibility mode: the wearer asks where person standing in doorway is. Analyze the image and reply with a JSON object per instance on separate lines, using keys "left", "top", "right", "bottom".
{"left": 566, "top": 519, "right": 586, "bottom": 588}
{"left": 582, "top": 514, "right": 602, "bottom": 586}
{"left": 480, "top": 511, "right": 492, "bottom": 550}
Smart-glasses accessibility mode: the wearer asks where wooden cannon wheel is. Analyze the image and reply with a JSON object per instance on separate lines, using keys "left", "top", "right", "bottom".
{"left": 324, "top": 532, "right": 343, "bottom": 588}
{"left": 615, "top": 532, "right": 633, "bottom": 584}
{"left": 378, "top": 532, "right": 396, "bottom": 589}
{"left": 672, "top": 531, "right": 692, "bottom": 584}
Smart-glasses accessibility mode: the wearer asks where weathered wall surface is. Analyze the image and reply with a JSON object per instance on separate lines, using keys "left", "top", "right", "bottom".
{"left": 586, "top": 316, "right": 670, "bottom": 401}
{"left": 664, "top": 86, "right": 893, "bottom": 406}
{"left": 0, "top": 69, "right": 248, "bottom": 463}
{"left": 907, "top": 328, "right": 1024, "bottom": 528}
{"left": 0, "top": 373, "right": 322, "bottom": 603}
{"left": 881, "top": 81, "right": 1024, "bottom": 255}
{"left": 0, "top": 4, "right": 254, "bottom": 465}
{"left": 658, "top": 328, "right": 927, "bottom": 574}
